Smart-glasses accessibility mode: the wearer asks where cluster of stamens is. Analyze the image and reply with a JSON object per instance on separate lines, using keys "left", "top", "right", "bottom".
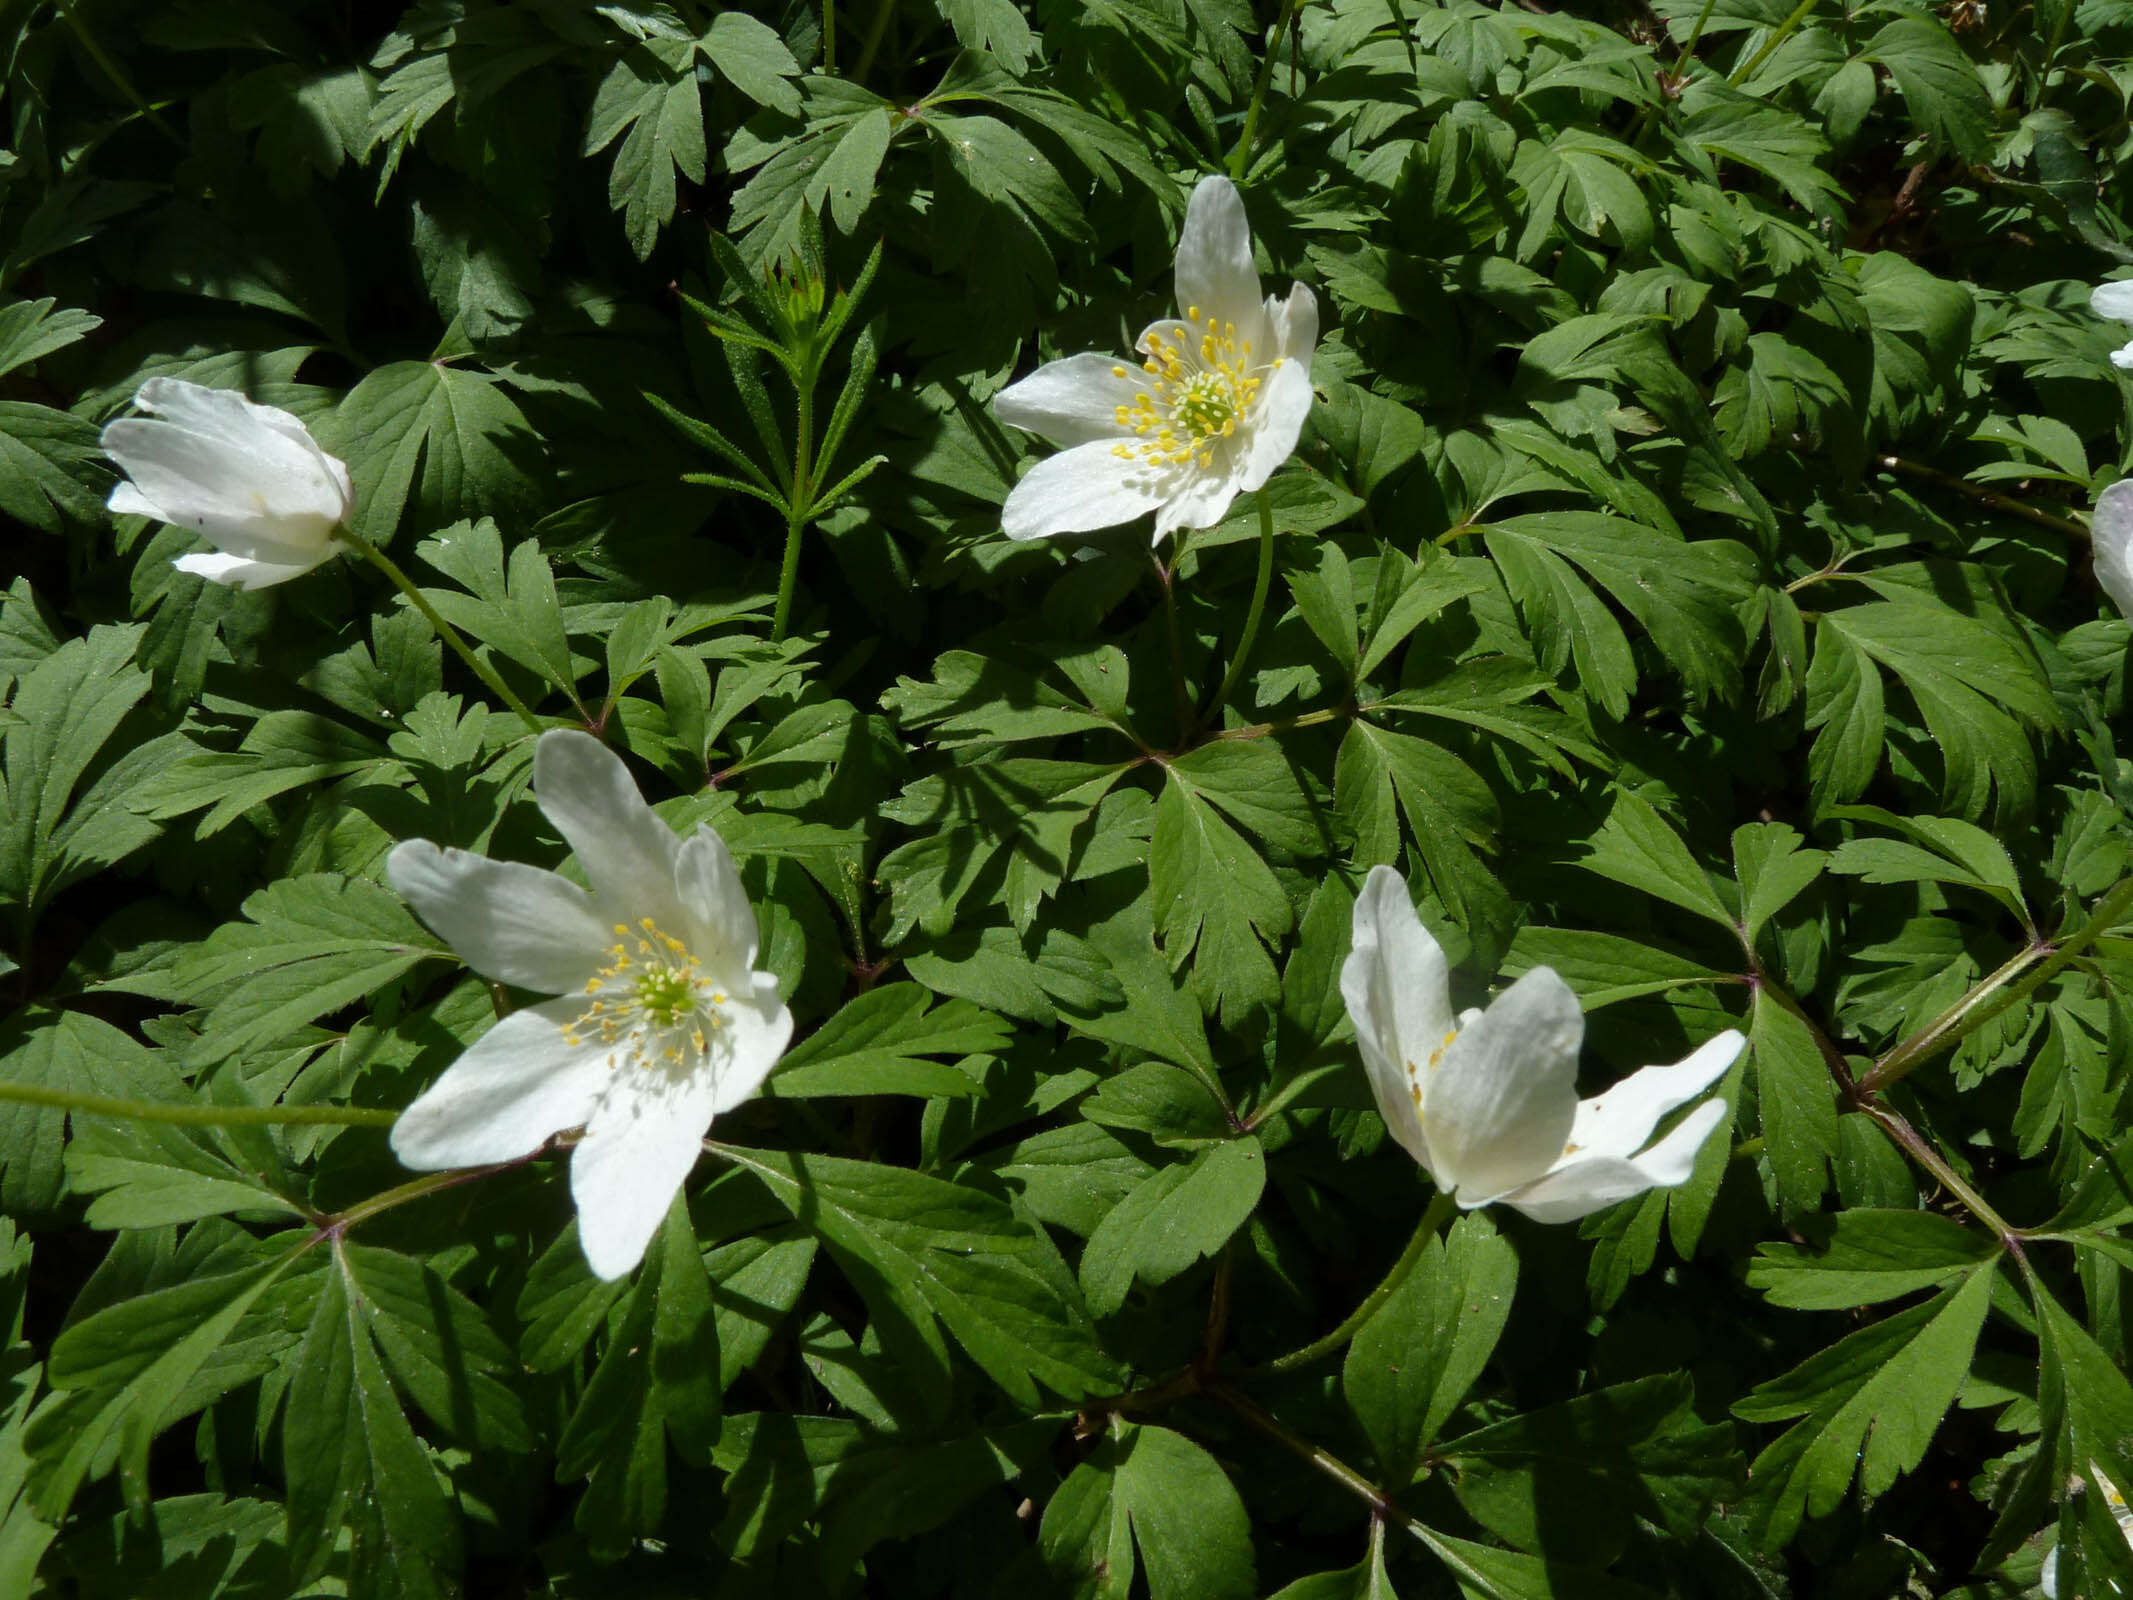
{"left": 562, "top": 918, "right": 727, "bottom": 1073}
{"left": 1109, "top": 306, "right": 1281, "bottom": 471}
{"left": 1405, "top": 1027, "right": 1460, "bottom": 1111}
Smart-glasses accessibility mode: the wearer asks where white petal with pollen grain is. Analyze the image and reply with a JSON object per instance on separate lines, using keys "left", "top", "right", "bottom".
{"left": 390, "top": 997, "right": 611, "bottom": 1170}
{"left": 1001, "top": 441, "right": 1171, "bottom": 539}
{"left": 1427, "top": 968, "right": 1582, "bottom": 1204}
{"left": 994, "top": 355, "right": 1146, "bottom": 450}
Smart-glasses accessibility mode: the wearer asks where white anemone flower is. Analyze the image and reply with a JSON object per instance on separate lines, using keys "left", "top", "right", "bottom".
{"left": 2093, "top": 281, "right": 2133, "bottom": 371}
{"left": 101, "top": 376, "right": 352, "bottom": 590}
{"left": 388, "top": 729, "right": 792, "bottom": 1280}
{"left": 1340, "top": 866, "right": 1742, "bottom": 1222}
{"left": 993, "top": 174, "right": 1318, "bottom": 544}
{"left": 2092, "top": 479, "right": 2133, "bottom": 620}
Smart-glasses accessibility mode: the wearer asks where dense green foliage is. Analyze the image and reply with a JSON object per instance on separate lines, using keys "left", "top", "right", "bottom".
{"left": 4, "top": 0, "right": 2133, "bottom": 1593}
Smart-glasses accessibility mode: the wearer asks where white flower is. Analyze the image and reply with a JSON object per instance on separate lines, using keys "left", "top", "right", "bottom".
{"left": 2093, "top": 281, "right": 2133, "bottom": 371}
{"left": 993, "top": 175, "right": 1318, "bottom": 545}
{"left": 387, "top": 729, "right": 792, "bottom": 1280}
{"left": 101, "top": 376, "right": 352, "bottom": 590}
{"left": 1339, "top": 866, "right": 1742, "bottom": 1222}
{"left": 2093, "top": 479, "right": 2133, "bottom": 620}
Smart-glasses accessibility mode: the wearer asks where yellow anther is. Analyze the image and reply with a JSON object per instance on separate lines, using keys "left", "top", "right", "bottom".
{"left": 1111, "top": 364, "right": 1127, "bottom": 378}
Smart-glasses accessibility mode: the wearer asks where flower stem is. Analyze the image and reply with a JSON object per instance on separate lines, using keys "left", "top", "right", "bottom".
{"left": 1228, "top": 0, "right": 1308, "bottom": 181}
{"left": 337, "top": 527, "right": 545, "bottom": 735}
{"left": 1725, "top": 0, "right": 1819, "bottom": 86}
{"left": 54, "top": 0, "right": 185, "bottom": 149}
{"left": 1878, "top": 455, "right": 2089, "bottom": 542}
{"left": 1254, "top": 1188, "right": 1459, "bottom": 1374}
{"left": 1211, "top": 1381, "right": 1400, "bottom": 1514}
{"left": 1152, "top": 554, "right": 1193, "bottom": 740}
{"left": 1857, "top": 875, "right": 2133, "bottom": 1096}
{"left": 322, "top": 1159, "right": 525, "bottom": 1236}
{"left": 0, "top": 1080, "right": 399, "bottom": 1128}
{"left": 1205, "top": 489, "right": 1277, "bottom": 727}
{"left": 772, "top": 381, "right": 814, "bottom": 644}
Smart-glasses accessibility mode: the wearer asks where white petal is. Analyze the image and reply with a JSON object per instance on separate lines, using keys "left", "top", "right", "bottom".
{"left": 2094, "top": 281, "right": 2133, "bottom": 327}
{"left": 1270, "top": 282, "right": 1319, "bottom": 363}
{"left": 390, "top": 997, "right": 609, "bottom": 1169}
{"left": 2095, "top": 480, "right": 2133, "bottom": 620}
{"left": 1001, "top": 440, "right": 1172, "bottom": 539}
{"left": 108, "top": 482, "right": 167, "bottom": 521}
{"left": 532, "top": 730, "right": 692, "bottom": 935}
{"left": 130, "top": 378, "right": 349, "bottom": 518}
{"left": 2114, "top": 342, "right": 2133, "bottom": 372}
{"left": 173, "top": 550, "right": 332, "bottom": 590}
{"left": 101, "top": 416, "right": 344, "bottom": 557}
{"left": 995, "top": 354, "right": 1146, "bottom": 450}
{"left": 675, "top": 825, "right": 759, "bottom": 987}
{"left": 1339, "top": 866, "right": 1453, "bottom": 1173}
{"left": 570, "top": 989, "right": 790, "bottom": 1280}
{"left": 1236, "top": 358, "right": 1314, "bottom": 495}
{"left": 1426, "top": 967, "right": 1582, "bottom": 1204}
{"left": 387, "top": 840, "right": 610, "bottom": 994}
{"left": 1153, "top": 455, "right": 1246, "bottom": 538}
{"left": 1558, "top": 1029, "right": 1743, "bottom": 1164}
{"left": 1173, "top": 176, "right": 1262, "bottom": 335}
{"left": 1497, "top": 1098, "right": 1729, "bottom": 1224}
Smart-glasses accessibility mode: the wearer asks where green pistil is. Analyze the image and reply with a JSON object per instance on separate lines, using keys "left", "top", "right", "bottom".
{"left": 1173, "top": 373, "right": 1236, "bottom": 438}
{"left": 634, "top": 967, "right": 696, "bottom": 1027}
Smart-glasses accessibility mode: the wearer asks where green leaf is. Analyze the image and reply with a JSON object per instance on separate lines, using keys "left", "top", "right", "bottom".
{"left": 0, "top": 1010, "right": 180, "bottom": 1214}
{"left": 584, "top": 40, "right": 708, "bottom": 259}
{"left": 1747, "top": 1210, "right": 1998, "bottom": 1310}
{"left": 1039, "top": 1421, "right": 1257, "bottom": 1600}
{"left": 1732, "top": 823, "right": 1827, "bottom": 944}
{"left": 767, "top": 982, "right": 1011, "bottom": 1098}
{"left": 1079, "top": 1137, "right": 1265, "bottom": 1317}
{"left": 318, "top": 364, "right": 537, "bottom": 550}
{"left": 1502, "top": 928, "right": 1734, "bottom": 1008}
{"left": 1860, "top": 19, "right": 1991, "bottom": 161}
{"left": 414, "top": 520, "right": 576, "bottom": 695}
{"left": 1344, "top": 1212, "right": 1518, "bottom": 1484}
{"left": 1733, "top": 1265, "right": 1993, "bottom": 1550}
{"left": 1151, "top": 773, "right": 1291, "bottom": 1027}
{"left": 1749, "top": 990, "right": 1840, "bottom": 1215}
{"left": 716, "top": 1146, "right": 1123, "bottom": 1410}
{"left": 283, "top": 1244, "right": 461, "bottom": 1591}
{"left": 1573, "top": 788, "right": 1735, "bottom": 931}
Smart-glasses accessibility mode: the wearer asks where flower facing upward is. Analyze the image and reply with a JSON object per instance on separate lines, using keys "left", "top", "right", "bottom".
{"left": 1340, "top": 866, "right": 1742, "bottom": 1222}
{"left": 388, "top": 730, "right": 792, "bottom": 1280}
{"left": 2093, "top": 281, "right": 2133, "bottom": 371}
{"left": 101, "top": 377, "right": 352, "bottom": 590}
{"left": 993, "top": 175, "right": 1318, "bottom": 544}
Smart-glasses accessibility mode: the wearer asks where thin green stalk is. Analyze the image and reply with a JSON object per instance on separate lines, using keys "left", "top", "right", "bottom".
{"left": 337, "top": 527, "right": 545, "bottom": 734}
{"left": 1726, "top": 0, "right": 1819, "bottom": 86}
{"left": 1626, "top": 0, "right": 1718, "bottom": 148}
{"left": 1858, "top": 875, "right": 2133, "bottom": 1095}
{"left": 1153, "top": 554, "right": 1193, "bottom": 740}
{"left": 325, "top": 1161, "right": 523, "bottom": 1235}
{"left": 772, "top": 382, "right": 814, "bottom": 644}
{"left": 1255, "top": 1188, "right": 1459, "bottom": 1374}
{"left": 1879, "top": 455, "right": 2090, "bottom": 542}
{"left": 1211, "top": 1381, "right": 1398, "bottom": 1515}
{"left": 1205, "top": 489, "right": 1276, "bottom": 727}
{"left": 1861, "top": 1101, "right": 2024, "bottom": 1257}
{"left": 0, "top": 1080, "right": 399, "bottom": 1128}
{"left": 1229, "top": 0, "right": 1309, "bottom": 181}
{"left": 852, "top": 0, "right": 895, "bottom": 85}
{"left": 824, "top": 0, "right": 837, "bottom": 74}
{"left": 56, "top": 0, "right": 185, "bottom": 147}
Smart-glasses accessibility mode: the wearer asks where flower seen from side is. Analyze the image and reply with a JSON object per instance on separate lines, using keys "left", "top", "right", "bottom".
{"left": 2092, "top": 479, "right": 2133, "bottom": 620}
{"left": 100, "top": 377, "right": 353, "bottom": 590}
{"left": 388, "top": 729, "right": 792, "bottom": 1280}
{"left": 2093, "top": 280, "right": 2133, "bottom": 371}
{"left": 993, "top": 174, "right": 1318, "bottom": 545}
{"left": 1339, "top": 865, "right": 1742, "bottom": 1222}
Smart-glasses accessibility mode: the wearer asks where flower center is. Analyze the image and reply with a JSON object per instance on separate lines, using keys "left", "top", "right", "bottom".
{"left": 563, "top": 918, "right": 729, "bottom": 1073}
{"left": 1109, "top": 306, "right": 1282, "bottom": 471}
{"left": 1403, "top": 1028, "right": 1461, "bottom": 1112}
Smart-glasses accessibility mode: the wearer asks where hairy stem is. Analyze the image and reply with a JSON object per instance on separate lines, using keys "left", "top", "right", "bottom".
{"left": 1229, "top": 0, "right": 1308, "bottom": 181}
{"left": 1153, "top": 554, "right": 1193, "bottom": 740}
{"left": 339, "top": 528, "right": 545, "bottom": 734}
{"left": 323, "top": 1159, "right": 527, "bottom": 1236}
{"left": 1255, "top": 1188, "right": 1459, "bottom": 1374}
{"left": 1860, "top": 1101, "right": 2024, "bottom": 1257}
{"left": 772, "top": 381, "right": 815, "bottom": 644}
{"left": 0, "top": 1080, "right": 399, "bottom": 1128}
{"left": 1205, "top": 489, "right": 1277, "bottom": 729}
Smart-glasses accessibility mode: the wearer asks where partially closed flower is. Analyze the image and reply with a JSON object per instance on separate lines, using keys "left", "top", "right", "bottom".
{"left": 2093, "top": 479, "right": 2133, "bottom": 620}
{"left": 2093, "top": 281, "right": 2133, "bottom": 371}
{"left": 1340, "top": 866, "right": 1741, "bottom": 1222}
{"left": 101, "top": 377, "right": 351, "bottom": 590}
{"left": 388, "top": 730, "right": 792, "bottom": 1279}
{"left": 994, "top": 175, "right": 1317, "bottom": 545}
